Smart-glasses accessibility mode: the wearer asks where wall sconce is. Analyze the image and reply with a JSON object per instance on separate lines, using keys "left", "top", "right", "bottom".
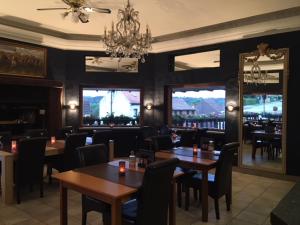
{"left": 226, "top": 104, "right": 239, "bottom": 112}
{"left": 145, "top": 103, "right": 153, "bottom": 110}
{"left": 63, "top": 101, "right": 78, "bottom": 110}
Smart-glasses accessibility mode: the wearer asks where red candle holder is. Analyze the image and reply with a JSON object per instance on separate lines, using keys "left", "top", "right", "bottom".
{"left": 119, "top": 161, "right": 126, "bottom": 176}
{"left": 11, "top": 140, "right": 17, "bottom": 153}
{"left": 193, "top": 144, "right": 198, "bottom": 156}
{"left": 51, "top": 136, "right": 56, "bottom": 144}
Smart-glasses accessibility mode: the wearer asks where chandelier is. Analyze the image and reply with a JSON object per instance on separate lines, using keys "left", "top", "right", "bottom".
{"left": 245, "top": 43, "right": 284, "bottom": 85}
{"left": 103, "top": 0, "right": 152, "bottom": 63}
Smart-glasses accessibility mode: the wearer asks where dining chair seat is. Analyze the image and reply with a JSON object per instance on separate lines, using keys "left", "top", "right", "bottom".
{"left": 122, "top": 199, "right": 137, "bottom": 221}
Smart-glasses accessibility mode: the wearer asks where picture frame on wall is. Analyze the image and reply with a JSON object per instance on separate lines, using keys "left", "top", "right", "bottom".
{"left": 0, "top": 40, "right": 47, "bottom": 78}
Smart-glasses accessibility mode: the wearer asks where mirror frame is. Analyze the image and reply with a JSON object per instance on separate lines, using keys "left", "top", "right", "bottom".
{"left": 238, "top": 46, "right": 289, "bottom": 174}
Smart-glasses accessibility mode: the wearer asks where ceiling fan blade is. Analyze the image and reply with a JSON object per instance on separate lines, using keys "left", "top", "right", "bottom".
{"left": 37, "top": 7, "right": 69, "bottom": 11}
{"left": 85, "top": 7, "right": 111, "bottom": 14}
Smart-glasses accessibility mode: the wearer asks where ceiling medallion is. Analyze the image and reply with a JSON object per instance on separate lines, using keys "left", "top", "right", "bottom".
{"left": 103, "top": 0, "right": 152, "bottom": 63}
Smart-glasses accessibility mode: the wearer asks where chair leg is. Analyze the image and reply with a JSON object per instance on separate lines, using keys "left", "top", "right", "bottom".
{"left": 47, "top": 166, "right": 52, "bottom": 184}
{"left": 102, "top": 212, "right": 111, "bottom": 225}
{"left": 185, "top": 186, "right": 190, "bottom": 211}
{"left": 177, "top": 182, "right": 182, "bottom": 208}
{"left": 193, "top": 188, "right": 198, "bottom": 201}
{"left": 16, "top": 183, "right": 21, "bottom": 204}
{"left": 214, "top": 198, "right": 220, "bottom": 220}
{"left": 225, "top": 193, "right": 231, "bottom": 211}
{"left": 82, "top": 211, "right": 87, "bottom": 225}
{"left": 40, "top": 179, "right": 44, "bottom": 198}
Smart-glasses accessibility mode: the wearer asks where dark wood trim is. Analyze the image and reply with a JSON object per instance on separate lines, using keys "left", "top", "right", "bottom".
{"left": 0, "top": 76, "right": 63, "bottom": 88}
{"left": 79, "top": 85, "right": 144, "bottom": 127}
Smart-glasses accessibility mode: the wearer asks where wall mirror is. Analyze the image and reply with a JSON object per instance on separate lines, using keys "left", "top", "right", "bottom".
{"left": 174, "top": 50, "right": 220, "bottom": 71}
{"left": 239, "top": 43, "right": 289, "bottom": 174}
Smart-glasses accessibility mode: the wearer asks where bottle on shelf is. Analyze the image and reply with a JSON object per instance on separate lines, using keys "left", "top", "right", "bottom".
{"left": 129, "top": 150, "right": 136, "bottom": 168}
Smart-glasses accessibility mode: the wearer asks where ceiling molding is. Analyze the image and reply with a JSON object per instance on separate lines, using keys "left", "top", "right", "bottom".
{"left": 0, "top": 7, "right": 300, "bottom": 52}
{"left": 153, "top": 6, "right": 300, "bottom": 42}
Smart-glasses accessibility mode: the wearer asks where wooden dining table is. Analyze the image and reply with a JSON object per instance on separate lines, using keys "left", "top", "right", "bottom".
{"left": 0, "top": 139, "right": 65, "bottom": 204}
{"left": 155, "top": 147, "right": 219, "bottom": 222}
{"left": 53, "top": 159, "right": 183, "bottom": 225}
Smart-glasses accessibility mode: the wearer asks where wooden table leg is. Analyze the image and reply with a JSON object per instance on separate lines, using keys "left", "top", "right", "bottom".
{"left": 60, "top": 183, "right": 68, "bottom": 225}
{"left": 169, "top": 181, "right": 176, "bottom": 225}
{"left": 0, "top": 153, "right": 14, "bottom": 204}
{"left": 201, "top": 170, "right": 208, "bottom": 222}
{"left": 111, "top": 199, "right": 122, "bottom": 225}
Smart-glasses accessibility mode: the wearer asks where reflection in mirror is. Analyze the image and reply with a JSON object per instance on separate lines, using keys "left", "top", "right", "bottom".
{"left": 85, "top": 56, "right": 138, "bottom": 73}
{"left": 239, "top": 43, "right": 288, "bottom": 174}
{"left": 174, "top": 50, "right": 220, "bottom": 71}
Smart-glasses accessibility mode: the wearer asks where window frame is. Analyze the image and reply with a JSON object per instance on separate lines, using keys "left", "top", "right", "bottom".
{"left": 79, "top": 85, "right": 144, "bottom": 127}
{"left": 166, "top": 82, "right": 226, "bottom": 129}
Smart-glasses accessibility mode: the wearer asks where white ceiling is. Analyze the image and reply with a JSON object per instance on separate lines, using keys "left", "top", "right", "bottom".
{"left": 1, "top": 0, "right": 300, "bottom": 52}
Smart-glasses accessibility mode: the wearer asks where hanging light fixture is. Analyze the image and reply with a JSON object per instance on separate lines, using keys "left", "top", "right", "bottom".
{"left": 103, "top": 0, "right": 152, "bottom": 63}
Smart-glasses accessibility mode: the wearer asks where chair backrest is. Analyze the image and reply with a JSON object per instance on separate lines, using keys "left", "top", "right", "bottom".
{"left": 179, "top": 130, "right": 197, "bottom": 147}
{"left": 135, "top": 149, "right": 155, "bottom": 166}
{"left": 0, "top": 131, "right": 12, "bottom": 147}
{"left": 159, "top": 125, "right": 171, "bottom": 135}
{"left": 136, "top": 158, "right": 179, "bottom": 225}
{"left": 77, "top": 144, "right": 108, "bottom": 167}
{"left": 63, "top": 133, "right": 87, "bottom": 171}
{"left": 16, "top": 137, "right": 47, "bottom": 185}
{"left": 111, "top": 131, "right": 139, "bottom": 157}
{"left": 92, "top": 130, "right": 112, "bottom": 146}
{"left": 24, "top": 129, "right": 48, "bottom": 138}
{"left": 214, "top": 142, "right": 239, "bottom": 195}
{"left": 151, "top": 135, "right": 173, "bottom": 151}
{"left": 141, "top": 126, "right": 157, "bottom": 139}
{"left": 56, "top": 126, "right": 74, "bottom": 140}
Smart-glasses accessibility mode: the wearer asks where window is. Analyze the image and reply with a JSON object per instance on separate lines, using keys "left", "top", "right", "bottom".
{"left": 82, "top": 88, "right": 141, "bottom": 126}
{"left": 174, "top": 50, "right": 220, "bottom": 71}
{"left": 243, "top": 94, "right": 282, "bottom": 121}
{"left": 171, "top": 87, "right": 225, "bottom": 129}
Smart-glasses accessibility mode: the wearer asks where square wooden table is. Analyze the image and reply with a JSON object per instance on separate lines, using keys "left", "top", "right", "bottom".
{"left": 53, "top": 159, "right": 183, "bottom": 225}
{"left": 155, "top": 147, "right": 219, "bottom": 222}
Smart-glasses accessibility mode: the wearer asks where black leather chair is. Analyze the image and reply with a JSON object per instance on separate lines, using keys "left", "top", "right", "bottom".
{"left": 121, "top": 158, "right": 179, "bottom": 225}
{"left": 56, "top": 126, "right": 74, "bottom": 140}
{"left": 77, "top": 144, "right": 110, "bottom": 225}
{"left": 178, "top": 130, "right": 197, "bottom": 147}
{"left": 92, "top": 130, "right": 112, "bottom": 147}
{"left": 24, "top": 129, "right": 48, "bottom": 138}
{"left": 14, "top": 137, "right": 47, "bottom": 204}
{"left": 0, "top": 131, "right": 12, "bottom": 148}
{"left": 46, "top": 133, "right": 87, "bottom": 183}
{"left": 151, "top": 134, "right": 196, "bottom": 209}
{"left": 184, "top": 142, "right": 239, "bottom": 219}
{"left": 135, "top": 149, "right": 155, "bottom": 167}
{"left": 151, "top": 135, "right": 173, "bottom": 151}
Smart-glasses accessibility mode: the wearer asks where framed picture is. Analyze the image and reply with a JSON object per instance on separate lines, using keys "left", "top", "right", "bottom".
{"left": 0, "top": 40, "right": 47, "bottom": 78}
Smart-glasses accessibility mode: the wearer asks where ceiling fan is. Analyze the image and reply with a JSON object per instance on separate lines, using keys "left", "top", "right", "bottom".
{"left": 37, "top": 0, "right": 111, "bottom": 23}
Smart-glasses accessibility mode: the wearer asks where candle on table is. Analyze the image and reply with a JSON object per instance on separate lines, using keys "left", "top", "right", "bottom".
{"left": 119, "top": 161, "right": 126, "bottom": 176}
{"left": 51, "top": 136, "right": 56, "bottom": 144}
{"left": 193, "top": 144, "right": 198, "bottom": 156}
{"left": 11, "top": 140, "right": 17, "bottom": 153}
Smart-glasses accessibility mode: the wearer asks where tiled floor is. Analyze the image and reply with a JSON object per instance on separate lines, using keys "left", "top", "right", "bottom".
{"left": 0, "top": 171, "right": 295, "bottom": 225}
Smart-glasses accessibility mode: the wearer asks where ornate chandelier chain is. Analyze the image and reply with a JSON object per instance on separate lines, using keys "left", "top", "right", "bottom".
{"left": 103, "top": 0, "right": 152, "bottom": 63}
